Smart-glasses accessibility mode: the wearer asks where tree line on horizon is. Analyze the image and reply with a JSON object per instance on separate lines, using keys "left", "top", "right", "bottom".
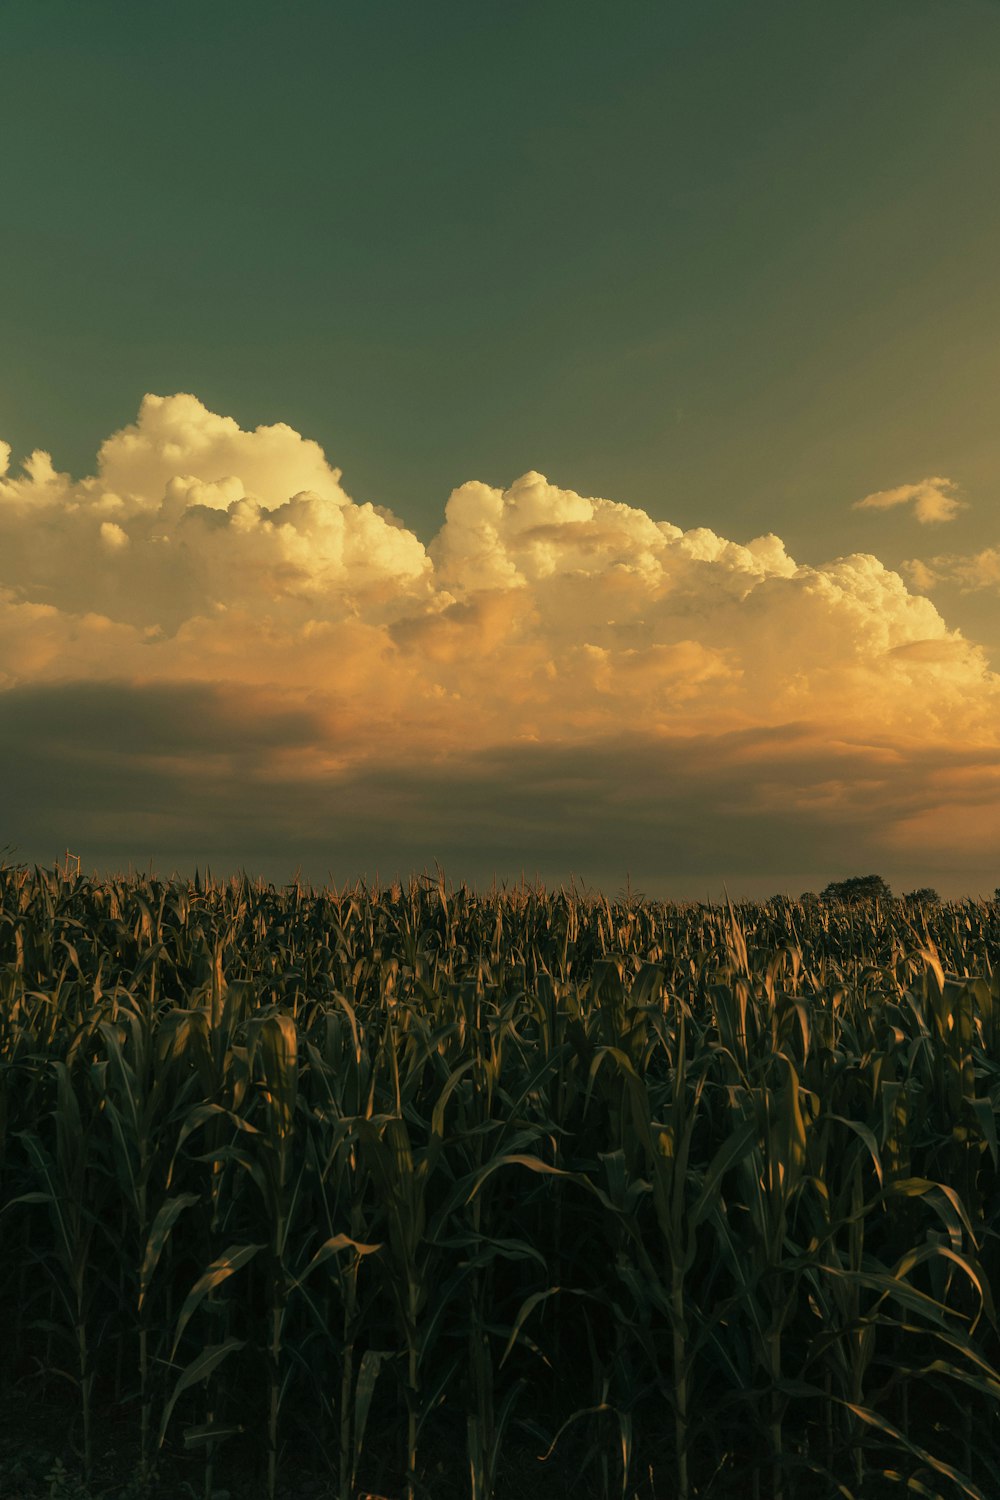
{"left": 794, "top": 874, "right": 1000, "bottom": 907}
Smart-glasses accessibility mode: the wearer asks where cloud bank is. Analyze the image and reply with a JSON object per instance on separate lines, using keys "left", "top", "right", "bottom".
{"left": 2, "top": 395, "right": 998, "bottom": 893}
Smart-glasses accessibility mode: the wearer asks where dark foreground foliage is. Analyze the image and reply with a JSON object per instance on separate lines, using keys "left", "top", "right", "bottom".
{"left": 2, "top": 864, "right": 1000, "bottom": 1499}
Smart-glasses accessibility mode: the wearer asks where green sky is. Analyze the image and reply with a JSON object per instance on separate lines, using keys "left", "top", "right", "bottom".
{"left": 5, "top": 1, "right": 1000, "bottom": 581}
{"left": 3, "top": 0, "right": 1000, "bottom": 894}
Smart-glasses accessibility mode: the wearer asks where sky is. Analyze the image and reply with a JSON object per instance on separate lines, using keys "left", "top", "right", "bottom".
{"left": 3, "top": 0, "right": 1000, "bottom": 898}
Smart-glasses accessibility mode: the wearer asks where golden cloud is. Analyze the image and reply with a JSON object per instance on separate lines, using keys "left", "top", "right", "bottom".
{"left": 853, "top": 476, "right": 966, "bottom": 525}
{"left": 2, "top": 395, "right": 998, "bottom": 887}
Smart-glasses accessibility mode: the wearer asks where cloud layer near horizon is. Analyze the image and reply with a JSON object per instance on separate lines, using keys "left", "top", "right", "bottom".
{"left": 3, "top": 394, "right": 999, "bottom": 890}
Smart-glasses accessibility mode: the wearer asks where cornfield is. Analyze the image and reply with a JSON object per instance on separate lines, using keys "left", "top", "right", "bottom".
{"left": 2, "top": 863, "right": 1000, "bottom": 1500}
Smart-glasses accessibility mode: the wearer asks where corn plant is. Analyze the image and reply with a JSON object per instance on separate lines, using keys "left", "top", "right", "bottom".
{"left": 2, "top": 862, "right": 1000, "bottom": 1498}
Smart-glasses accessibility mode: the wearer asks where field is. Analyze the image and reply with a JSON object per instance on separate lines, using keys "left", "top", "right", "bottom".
{"left": 2, "top": 864, "right": 1000, "bottom": 1500}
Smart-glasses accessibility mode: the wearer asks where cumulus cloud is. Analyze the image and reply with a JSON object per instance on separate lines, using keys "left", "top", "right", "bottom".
{"left": 1, "top": 393, "right": 998, "bottom": 889}
{"left": 853, "top": 476, "right": 966, "bottom": 524}
{"left": 0, "top": 393, "right": 431, "bottom": 632}
{"left": 98, "top": 392, "right": 351, "bottom": 510}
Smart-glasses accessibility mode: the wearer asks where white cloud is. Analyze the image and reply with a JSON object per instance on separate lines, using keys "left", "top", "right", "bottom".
{"left": 0, "top": 393, "right": 431, "bottom": 631}
{"left": 853, "top": 476, "right": 965, "bottom": 524}
{"left": 1, "top": 394, "right": 999, "bottom": 885}
{"left": 429, "top": 470, "right": 800, "bottom": 594}
{"left": 98, "top": 392, "right": 351, "bottom": 510}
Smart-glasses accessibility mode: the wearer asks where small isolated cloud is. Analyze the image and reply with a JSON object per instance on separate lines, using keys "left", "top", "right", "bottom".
{"left": 1, "top": 393, "right": 999, "bottom": 890}
{"left": 901, "top": 558, "right": 939, "bottom": 592}
{"left": 853, "top": 476, "right": 965, "bottom": 524}
{"left": 903, "top": 547, "right": 1000, "bottom": 594}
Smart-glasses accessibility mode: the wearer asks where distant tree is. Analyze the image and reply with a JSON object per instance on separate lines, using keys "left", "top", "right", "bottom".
{"left": 798, "top": 891, "right": 819, "bottom": 906}
{"left": 994, "top": 887, "right": 1000, "bottom": 905}
{"left": 904, "top": 887, "right": 941, "bottom": 906}
{"left": 820, "top": 874, "right": 893, "bottom": 905}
